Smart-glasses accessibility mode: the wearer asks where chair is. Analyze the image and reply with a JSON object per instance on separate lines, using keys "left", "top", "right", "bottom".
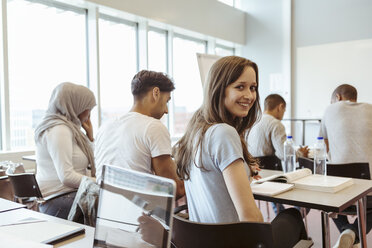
{"left": 256, "top": 155, "right": 282, "bottom": 171}
{"left": 326, "top": 162, "right": 371, "bottom": 216}
{"left": 327, "top": 162, "right": 370, "bottom": 180}
{"left": 298, "top": 157, "right": 314, "bottom": 173}
{"left": 7, "top": 172, "right": 74, "bottom": 210}
{"left": 171, "top": 210, "right": 313, "bottom": 248}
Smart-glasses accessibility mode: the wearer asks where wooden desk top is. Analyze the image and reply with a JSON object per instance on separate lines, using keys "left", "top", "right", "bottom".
{"left": 254, "top": 169, "right": 372, "bottom": 212}
{"left": 0, "top": 208, "right": 94, "bottom": 247}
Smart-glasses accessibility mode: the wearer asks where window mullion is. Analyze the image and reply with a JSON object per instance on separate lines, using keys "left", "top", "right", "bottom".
{"left": 0, "top": 0, "right": 11, "bottom": 150}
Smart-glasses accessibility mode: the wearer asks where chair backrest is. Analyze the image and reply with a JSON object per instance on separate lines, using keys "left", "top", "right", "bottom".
{"left": 327, "top": 162, "right": 371, "bottom": 180}
{"left": 94, "top": 165, "right": 176, "bottom": 248}
{"left": 7, "top": 173, "right": 43, "bottom": 199}
{"left": 298, "top": 157, "right": 314, "bottom": 173}
{"left": 171, "top": 215, "right": 274, "bottom": 248}
{"left": 256, "top": 155, "right": 282, "bottom": 171}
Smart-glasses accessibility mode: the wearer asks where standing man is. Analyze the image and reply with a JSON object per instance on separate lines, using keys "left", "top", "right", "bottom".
{"left": 95, "top": 70, "right": 184, "bottom": 199}
{"left": 321, "top": 84, "right": 372, "bottom": 248}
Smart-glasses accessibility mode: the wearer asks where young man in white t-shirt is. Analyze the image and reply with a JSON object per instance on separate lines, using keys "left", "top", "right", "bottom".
{"left": 95, "top": 70, "right": 185, "bottom": 199}
{"left": 321, "top": 84, "right": 372, "bottom": 248}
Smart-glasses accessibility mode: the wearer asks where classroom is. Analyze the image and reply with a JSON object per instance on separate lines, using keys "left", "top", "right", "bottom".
{"left": 1, "top": 0, "right": 372, "bottom": 247}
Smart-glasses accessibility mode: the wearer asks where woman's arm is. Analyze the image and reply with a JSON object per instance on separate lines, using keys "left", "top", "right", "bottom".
{"left": 223, "top": 159, "right": 263, "bottom": 222}
{"left": 46, "top": 125, "right": 85, "bottom": 188}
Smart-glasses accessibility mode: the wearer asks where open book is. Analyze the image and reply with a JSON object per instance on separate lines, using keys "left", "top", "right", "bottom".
{"left": 255, "top": 168, "right": 354, "bottom": 193}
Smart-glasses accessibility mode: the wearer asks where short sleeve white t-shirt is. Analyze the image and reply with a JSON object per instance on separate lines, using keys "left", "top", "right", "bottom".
{"left": 321, "top": 101, "right": 372, "bottom": 173}
{"left": 95, "top": 112, "right": 172, "bottom": 182}
{"left": 185, "top": 123, "right": 250, "bottom": 223}
{"left": 247, "top": 113, "right": 286, "bottom": 160}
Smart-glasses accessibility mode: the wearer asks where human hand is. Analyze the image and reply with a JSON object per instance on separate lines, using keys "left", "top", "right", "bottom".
{"left": 137, "top": 213, "right": 165, "bottom": 247}
{"left": 82, "top": 118, "right": 94, "bottom": 142}
{"left": 298, "top": 146, "right": 310, "bottom": 158}
{"left": 252, "top": 164, "right": 262, "bottom": 180}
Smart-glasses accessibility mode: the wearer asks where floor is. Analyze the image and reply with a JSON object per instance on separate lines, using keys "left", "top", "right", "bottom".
{"left": 257, "top": 201, "right": 372, "bottom": 247}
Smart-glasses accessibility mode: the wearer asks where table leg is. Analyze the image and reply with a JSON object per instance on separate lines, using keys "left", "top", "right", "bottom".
{"left": 321, "top": 211, "right": 330, "bottom": 248}
{"left": 357, "top": 197, "right": 367, "bottom": 248}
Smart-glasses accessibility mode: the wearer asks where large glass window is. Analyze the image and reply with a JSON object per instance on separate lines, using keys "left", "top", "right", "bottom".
{"left": 99, "top": 15, "right": 137, "bottom": 123}
{"left": 148, "top": 28, "right": 169, "bottom": 127}
{"left": 148, "top": 29, "right": 167, "bottom": 73}
{"left": 215, "top": 45, "right": 235, "bottom": 56}
{"left": 172, "top": 35, "right": 206, "bottom": 136}
{"left": 7, "top": 0, "right": 87, "bottom": 150}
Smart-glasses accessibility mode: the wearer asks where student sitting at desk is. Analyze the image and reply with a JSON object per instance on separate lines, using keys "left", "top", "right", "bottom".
{"left": 94, "top": 70, "right": 185, "bottom": 199}
{"left": 321, "top": 84, "right": 372, "bottom": 248}
{"left": 173, "top": 56, "right": 307, "bottom": 246}
{"left": 35, "top": 82, "right": 96, "bottom": 219}
{"left": 247, "top": 93, "right": 309, "bottom": 214}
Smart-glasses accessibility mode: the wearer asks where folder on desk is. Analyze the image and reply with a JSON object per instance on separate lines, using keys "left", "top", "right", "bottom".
{"left": 0, "top": 218, "right": 85, "bottom": 245}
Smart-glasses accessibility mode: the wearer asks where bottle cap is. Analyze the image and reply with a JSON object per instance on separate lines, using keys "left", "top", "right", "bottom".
{"left": 287, "top": 135, "right": 292, "bottom": 139}
{"left": 317, "top": 137, "right": 324, "bottom": 140}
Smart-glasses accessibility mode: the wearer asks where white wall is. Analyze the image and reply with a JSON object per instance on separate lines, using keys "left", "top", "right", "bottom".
{"left": 295, "top": 39, "right": 372, "bottom": 119}
{"left": 240, "top": 0, "right": 291, "bottom": 115}
{"left": 292, "top": 0, "right": 372, "bottom": 145}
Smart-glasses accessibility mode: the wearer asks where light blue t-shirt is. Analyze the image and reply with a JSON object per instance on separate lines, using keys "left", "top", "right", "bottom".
{"left": 185, "top": 123, "right": 250, "bottom": 223}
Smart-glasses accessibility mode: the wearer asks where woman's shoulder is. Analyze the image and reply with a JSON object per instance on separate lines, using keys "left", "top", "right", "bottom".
{"left": 46, "top": 124, "right": 73, "bottom": 137}
{"left": 207, "top": 123, "right": 238, "bottom": 138}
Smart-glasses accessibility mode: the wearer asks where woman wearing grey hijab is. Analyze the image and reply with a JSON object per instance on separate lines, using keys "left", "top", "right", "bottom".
{"left": 35, "top": 82, "right": 96, "bottom": 219}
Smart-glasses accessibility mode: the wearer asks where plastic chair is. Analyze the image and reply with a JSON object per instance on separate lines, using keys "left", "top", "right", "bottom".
{"left": 171, "top": 209, "right": 313, "bottom": 248}
{"left": 326, "top": 162, "right": 371, "bottom": 217}
{"left": 298, "top": 157, "right": 314, "bottom": 173}
{"left": 256, "top": 155, "right": 282, "bottom": 171}
{"left": 7, "top": 172, "right": 75, "bottom": 210}
{"left": 327, "top": 162, "right": 370, "bottom": 180}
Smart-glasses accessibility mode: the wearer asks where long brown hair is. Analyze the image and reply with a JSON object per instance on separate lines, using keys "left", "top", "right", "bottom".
{"left": 173, "top": 56, "right": 261, "bottom": 180}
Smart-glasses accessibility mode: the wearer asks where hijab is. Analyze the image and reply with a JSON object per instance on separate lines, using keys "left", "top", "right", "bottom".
{"left": 35, "top": 82, "right": 97, "bottom": 176}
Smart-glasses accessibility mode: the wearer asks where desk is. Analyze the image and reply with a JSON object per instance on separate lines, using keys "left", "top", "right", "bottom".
{"left": 0, "top": 207, "right": 94, "bottom": 247}
{"left": 255, "top": 170, "right": 372, "bottom": 248}
{"left": 0, "top": 198, "right": 25, "bottom": 213}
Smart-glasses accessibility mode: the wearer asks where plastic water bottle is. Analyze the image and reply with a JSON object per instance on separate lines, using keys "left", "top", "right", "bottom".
{"left": 314, "top": 137, "right": 327, "bottom": 175}
{"left": 284, "top": 136, "right": 296, "bottom": 173}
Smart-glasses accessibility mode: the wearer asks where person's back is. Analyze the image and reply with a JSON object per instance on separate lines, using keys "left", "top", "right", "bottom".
{"left": 321, "top": 101, "right": 372, "bottom": 171}
{"left": 248, "top": 113, "right": 286, "bottom": 160}
{"left": 94, "top": 70, "right": 184, "bottom": 199}
{"left": 95, "top": 112, "right": 171, "bottom": 182}
{"left": 321, "top": 84, "right": 372, "bottom": 247}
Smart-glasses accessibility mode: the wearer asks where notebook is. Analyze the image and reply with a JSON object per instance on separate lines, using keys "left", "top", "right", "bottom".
{"left": 255, "top": 168, "right": 354, "bottom": 193}
{"left": 94, "top": 165, "right": 176, "bottom": 248}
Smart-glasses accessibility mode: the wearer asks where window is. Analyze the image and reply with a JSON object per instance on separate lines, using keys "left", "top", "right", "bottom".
{"left": 148, "top": 28, "right": 169, "bottom": 127}
{"left": 99, "top": 15, "right": 137, "bottom": 123}
{"left": 148, "top": 29, "right": 167, "bottom": 73}
{"left": 172, "top": 35, "right": 206, "bottom": 136}
{"left": 7, "top": 0, "right": 87, "bottom": 150}
{"left": 215, "top": 45, "right": 235, "bottom": 56}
